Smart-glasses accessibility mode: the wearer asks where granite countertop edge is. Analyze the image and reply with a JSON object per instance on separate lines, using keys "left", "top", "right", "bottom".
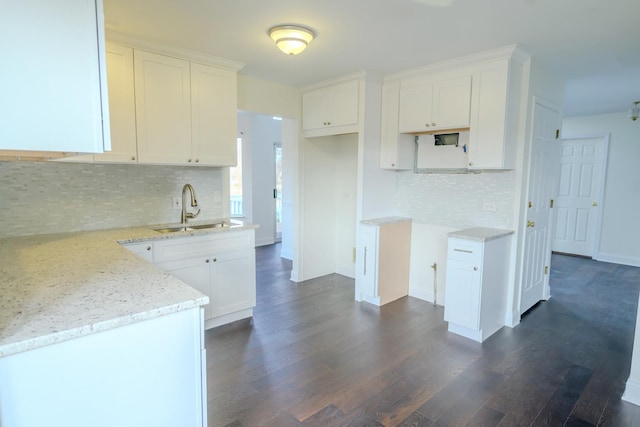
{"left": 0, "top": 219, "right": 255, "bottom": 358}
{"left": 447, "top": 227, "right": 515, "bottom": 242}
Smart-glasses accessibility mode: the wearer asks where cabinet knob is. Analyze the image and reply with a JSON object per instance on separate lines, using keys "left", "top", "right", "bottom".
{"left": 213, "top": 258, "right": 217, "bottom": 262}
{"left": 432, "top": 122, "right": 436, "bottom": 127}
{"left": 469, "top": 162, "right": 474, "bottom": 166}
{"left": 205, "top": 259, "right": 210, "bottom": 263}
{"left": 425, "top": 123, "right": 430, "bottom": 127}
{"left": 131, "top": 156, "right": 136, "bottom": 161}
{"left": 391, "top": 163, "right": 395, "bottom": 167}
{"left": 473, "top": 267, "right": 478, "bottom": 271}
{"left": 187, "top": 159, "right": 192, "bottom": 163}
{"left": 195, "top": 159, "right": 199, "bottom": 163}
{"left": 146, "top": 246, "right": 151, "bottom": 251}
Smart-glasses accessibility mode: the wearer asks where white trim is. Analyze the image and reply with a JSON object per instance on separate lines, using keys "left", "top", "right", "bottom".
{"left": 623, "top": 379, "right": 640, "bottom": 405}
{"left": 595, "top": 253, "right": 640, "bottom": 268}
{"left": 505, "top": 310, "right": 520, "bottom": 328}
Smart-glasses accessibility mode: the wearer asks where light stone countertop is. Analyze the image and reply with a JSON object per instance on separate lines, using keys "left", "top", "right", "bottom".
{"left": 448, "top": 227, "right": 514, "bottom": 242}
{"left": 360, "top": 216, "right": 412, "bottom": 226}
{"left": 0, "top": 220, "right": 257, "bottom": 358}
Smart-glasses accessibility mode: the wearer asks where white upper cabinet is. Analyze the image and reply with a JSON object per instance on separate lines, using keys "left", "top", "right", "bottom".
{"left": 133, "top": 49, "right": 239, "bottom": 166}
{"left": 190, "top": 63, "right": 237, "bottom": 166}
{"left": 134, "top": 50, "right": 193, "bottom": 164}
{"left": 0, "top": 0, "right": 110, "bottom": 153}
{"left": 95, "top": 44, "right": 138, "bottom": 163}
{"left": 302, "top": 79, "right": 359, "bottom": 137}
{"left": 467, "top": 57, "right": 523, "bottom": 170}
{"left": 398, "top": 75, "right": 471, "bottom": 133}
{"left": 380, "top": 81, "right": 415, "bottom": 170}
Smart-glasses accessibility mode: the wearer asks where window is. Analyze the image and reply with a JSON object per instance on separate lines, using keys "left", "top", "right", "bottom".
{"left": 230, "top": 137, "right": 243, "bottom": 217}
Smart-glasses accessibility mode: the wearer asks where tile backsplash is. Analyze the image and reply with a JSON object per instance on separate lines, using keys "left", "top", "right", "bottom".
{"left": 394, "top": 169, "right": 516, "bottom": 229}
{"left": 0, "top": 162, "right": 224, "bottom": 238}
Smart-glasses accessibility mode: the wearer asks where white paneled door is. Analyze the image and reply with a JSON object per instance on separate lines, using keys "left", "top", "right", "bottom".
{"left": 552, "top": 136, "right": 608, "bottom": 257}
{"left": 520, "top": 99, "right": 561, "bottom": 316}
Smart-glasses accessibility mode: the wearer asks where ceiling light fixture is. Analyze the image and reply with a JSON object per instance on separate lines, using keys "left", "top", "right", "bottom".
{"left": 268, "top": 25, "right": 315, "bottom": 56}
{"left": 630, "top": 101, "right": 640, "bottom": 122}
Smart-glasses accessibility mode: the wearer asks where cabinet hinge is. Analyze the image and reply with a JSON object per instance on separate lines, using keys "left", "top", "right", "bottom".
{"left": 528, "top": 201, "right": 533, "bottom": 208}
{"left": 550, "top": 199, "right": 554, "bottom": 208}
{"left": 555, "top": 129, "right": 560, "bottom": 139}
{"left": 544, "top": 265, "right": 549, "bottom": 275}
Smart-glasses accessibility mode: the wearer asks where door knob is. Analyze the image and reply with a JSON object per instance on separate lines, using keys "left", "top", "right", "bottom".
{"left": 592, "top": 202, "right": 598, "bottom": 207}
{"left": 527, "top": 220, "right": 535, "bottom": 228}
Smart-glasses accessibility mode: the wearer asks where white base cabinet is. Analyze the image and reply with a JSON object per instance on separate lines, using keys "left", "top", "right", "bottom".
{"left": 0, "top": 308, "right": 207, "bottom": 427}
{"left": 153, "top": 230, "right": 256, "bottom": 329}
{"left": 358, "top": 218, "right": 412, "bottom": 306}
{"left": 444, "top": 233, "right": 512, "bottom": 342}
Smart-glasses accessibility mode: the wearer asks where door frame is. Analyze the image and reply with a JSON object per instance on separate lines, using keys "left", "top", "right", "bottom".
{"left": 555, "top": 134, "right": 609, "bottom": 259}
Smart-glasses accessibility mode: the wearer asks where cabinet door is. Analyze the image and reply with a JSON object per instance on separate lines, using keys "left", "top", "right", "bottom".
{"left": 468, "top": 60, "right": 510, "bottom": 169}
{"left": 0, "top": 0, "right": 108, "bottom": 153}
{"left": 302, "top": 88, "right": 328, "bottom": 131}
{"left": 191, "top": 63, "right": 237, "bottom": 166}
{"left": 431, "top": 75, "right": 472, "bottom": 130}
{"left": 157, "top": 257, "right": 213, "bottom": 320}
{"left": 329, "top": 80, "right": 359, "bottom": 128}
{"left": 210, "top": 250, "right": 256, "bottom": 317}
{"left": 95, "top": 44, "right": 137, "bottom": 163}
{"left": 380, "top": 82, "right": 414, "bottom": 170}
{"left": 443, "top": 259, "right": 481, "bottom": 330}
{"left": 398, "top": 82, "right": 432, "bottom": 133}
{"left": 134, "top": 50, "right": 192, "bottom": 164}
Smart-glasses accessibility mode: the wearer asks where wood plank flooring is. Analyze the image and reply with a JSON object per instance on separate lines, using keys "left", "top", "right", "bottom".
{"left": 205, "top": 246, "right": 640, "bottom": 426}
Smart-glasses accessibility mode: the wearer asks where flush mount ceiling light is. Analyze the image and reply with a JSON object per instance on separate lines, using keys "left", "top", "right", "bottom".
{"left": 268, "top": 25, "right": 315, "bottom": 56}
{"left": 630, "top": 101, "right": 640, "bottom": 122}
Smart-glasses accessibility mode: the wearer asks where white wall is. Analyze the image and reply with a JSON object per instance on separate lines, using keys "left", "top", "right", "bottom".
{"left": 562, "top": 112, "right": 640, "bottom": 266}
{"left": 0, "top": 162, "right": 224, "bottom": 238}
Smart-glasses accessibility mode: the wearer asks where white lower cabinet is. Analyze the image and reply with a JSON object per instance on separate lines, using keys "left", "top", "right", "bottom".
{"left": 444, "top": 232, "right": 512, "bottom": 342}
{"left": 153, "top": 230, "right": 256, "bottom": 329}
{"left": 0, "top": 308, "right": 207, "bottom": 427}
{"left": 358, "top": 218, "right": 412, "bottom": 306}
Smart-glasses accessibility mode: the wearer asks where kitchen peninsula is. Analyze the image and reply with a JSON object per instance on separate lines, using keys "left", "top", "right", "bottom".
{"left": 0, "top": 221, "right": 256, "bottom": 427}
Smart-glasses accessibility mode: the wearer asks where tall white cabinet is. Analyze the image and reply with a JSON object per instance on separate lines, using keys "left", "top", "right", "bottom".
{"left": 444, "top": 228, "right": 513, "bottom": 343}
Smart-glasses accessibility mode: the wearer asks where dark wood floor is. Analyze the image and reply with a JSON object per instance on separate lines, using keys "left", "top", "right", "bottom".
{"left": 205, "top": 245, "right": 640, "bottom": 426}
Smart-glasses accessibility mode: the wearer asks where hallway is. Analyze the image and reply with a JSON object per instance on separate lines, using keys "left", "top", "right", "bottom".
{"left": 205, "top": 246, "right": 640, "bottom": 426}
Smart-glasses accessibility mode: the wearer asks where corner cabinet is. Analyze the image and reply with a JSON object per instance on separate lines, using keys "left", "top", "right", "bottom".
{"left": 0, "top": 0, "right": 110, "bottom": 154}
{"left": 302, "top": 79, "right": 360, "bottom": 137}
{"left": 153, "top": 230, "right": 256, "bottom": 329}
{"left": 358, "top": 218, "right": 412, "bottom": 306}
{"left": 444, "top": 229, "right": 513, "bottom": 342}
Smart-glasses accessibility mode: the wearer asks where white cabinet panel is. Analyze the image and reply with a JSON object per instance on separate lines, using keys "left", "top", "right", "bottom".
{"left": 0, "top": 0, "right": 109, "bottom": 153}
{"left": 157, "top": 257, "right": 213, "bottom": 320}
{"left": 134, "top": 50, "right": 192, "bottom": 164}
{"left": 211, "top": 250, "right": 256, "bottom": 318}
{"left": 443, "top": 258, "right": 481, "bottom": 330}
{"left": 380, "top": 81, "right": 415, "bottom": 170}
{"left": 191, "top": 63, "right": 237, "bottom": 166}
{"left": 96, "top": 43, "right": 137, "bottom": 163}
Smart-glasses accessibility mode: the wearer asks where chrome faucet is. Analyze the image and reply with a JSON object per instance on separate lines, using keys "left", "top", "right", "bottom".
{"left": 181, "top": 183, "right": 200, "bottom": 224}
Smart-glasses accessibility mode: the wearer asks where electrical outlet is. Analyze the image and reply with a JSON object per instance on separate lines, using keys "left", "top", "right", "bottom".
{"left": 482, "top": 202, "right": 497, "bottom": 212}
{"left": 171, "top": 197, "right": 181, "bottom": 210}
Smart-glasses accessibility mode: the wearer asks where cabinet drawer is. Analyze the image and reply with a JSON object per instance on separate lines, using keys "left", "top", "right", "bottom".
{"left": 447, "top": 238, "right": 483, "bottom": 264}
{"left": 154, "top": 231, "right": 253, "bottom": 262}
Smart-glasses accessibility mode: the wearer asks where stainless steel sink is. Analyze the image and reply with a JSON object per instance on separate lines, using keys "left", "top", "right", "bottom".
{"left": 153, "top": 222, "right": 229, "bottom": 234}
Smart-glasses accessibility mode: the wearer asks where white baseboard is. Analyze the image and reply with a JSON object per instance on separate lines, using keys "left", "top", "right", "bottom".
{"left": 409, "top": 288, "right": 432, "bottom": 303}
{"left": 255, "top": 237, "right": 275, "bottom": 247}
{"left": 623, "top": 379, "right": 640, "bottom": 405}
{"left": 595, "top": 252, "right": 640, "bottom": 268}
{"left": 505, "top": 310, "right": 520, "bottom": 328}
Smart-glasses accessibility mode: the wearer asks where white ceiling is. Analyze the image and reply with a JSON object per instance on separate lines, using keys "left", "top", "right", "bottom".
{"left": 104, "top": 0, "right": 640, "bottom": 117}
